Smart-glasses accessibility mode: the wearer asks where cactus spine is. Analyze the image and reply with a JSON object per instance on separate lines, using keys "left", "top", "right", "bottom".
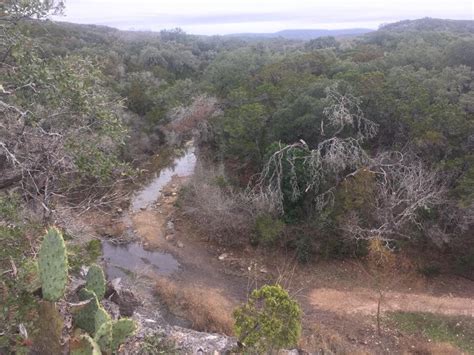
{"left": 85, "top": 264, "right": 106, "bottom": 300}
{"left": 38, "top": 227, "right": 68, "bottom": 301}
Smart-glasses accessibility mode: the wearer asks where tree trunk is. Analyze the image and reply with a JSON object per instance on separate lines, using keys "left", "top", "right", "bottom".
{"left": 377, "top": 291, "right": 383, "bottom": 336}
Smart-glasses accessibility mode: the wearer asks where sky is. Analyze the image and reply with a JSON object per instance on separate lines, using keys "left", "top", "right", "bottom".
{"left": 53, "top": 0, "right": 474, "bottom": 35}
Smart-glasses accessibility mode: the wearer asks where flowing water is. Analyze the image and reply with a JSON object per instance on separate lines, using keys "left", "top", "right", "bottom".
{"left": 102, "top": 144, "right": 197, "bottom": 280}
{"left": 131, "top": 146, "right": 197, "bottom": 212}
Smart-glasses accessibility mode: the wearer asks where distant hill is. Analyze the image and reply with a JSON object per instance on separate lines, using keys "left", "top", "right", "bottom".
{"left": 225, "top": 28, "right": 374, "bottom": 41}
{"left": 379, "top": 18, "right": 474, "bottom": 34}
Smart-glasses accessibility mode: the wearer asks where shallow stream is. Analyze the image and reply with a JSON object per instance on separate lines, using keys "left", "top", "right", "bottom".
{"left": 102, "top": 145, "right": 197, "bottom": 281}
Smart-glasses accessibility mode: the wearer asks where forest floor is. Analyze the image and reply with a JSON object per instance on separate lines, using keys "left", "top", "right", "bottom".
{"left": 106, "top": 174, "right": 473, "bottom": 354}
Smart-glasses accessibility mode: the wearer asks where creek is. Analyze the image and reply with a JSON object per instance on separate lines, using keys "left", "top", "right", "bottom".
{"left": 102, "top": 145, "right": 197, "bottom": 281}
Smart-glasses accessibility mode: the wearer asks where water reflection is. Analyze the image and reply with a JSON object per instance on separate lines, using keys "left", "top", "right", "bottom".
{"left": 102, "top": 241, "right": 180, "bottom": 279}
{"left": 131, "top": 146, "right": 196, "bottom": 212}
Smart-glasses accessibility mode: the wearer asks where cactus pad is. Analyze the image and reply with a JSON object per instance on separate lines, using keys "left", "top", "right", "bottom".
{"left": 94, "top": 306, "right": 111, "bottom": 333}
{"left": 112, "top": 318, "right": 136, "bottom": 351}
{"left": 94, "top": 320, "right": 113, "bottom": 352}
{"left": 85, "top": 264, "right": 106, "bottom": 300}
{"left": 38, "top": 227, "right": 68, "bottom": 301}
{"left": 74, "top": 289, "right": 100, "bottom": 335}
{"left": 70, "top": 334, "right": 101, "bottom": 355}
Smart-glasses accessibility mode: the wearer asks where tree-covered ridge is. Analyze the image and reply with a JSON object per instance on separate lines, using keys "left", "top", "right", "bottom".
{"left": 1, "top": 6, "right": 472, "bottom": 255}
{"left": 198, "top": 18, "right": 473, "bottom": 262}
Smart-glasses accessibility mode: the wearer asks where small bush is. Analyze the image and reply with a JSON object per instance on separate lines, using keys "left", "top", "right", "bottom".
{"left": 213, "top": 175, "right": 229, "bottom": 189}
{"left": 253, "top": 214, "right": 284, "bottom": 246}
{"left": 319, "top": 236, "right": 368, "bottom": 260}
{"left": 295, "top": 235, "right": 313, "bottom": 263}
{"left": 233, "top": 284, "right": 301, "bottom": 353}
{"left": 455, "top": 252, "right": 474, "bottom": 279}
{"left": 300, "top": 323, "right": 356, "bottom": 354}
{"left": 418, "top": 264, "right": 442, "bottom": 278}
{"left": 67, "top": 239, "right": 102, "bottom": 272}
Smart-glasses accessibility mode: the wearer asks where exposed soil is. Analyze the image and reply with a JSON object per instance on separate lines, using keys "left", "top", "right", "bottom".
{"left": 309, "top": 288, "right": 474, "bottom": 317}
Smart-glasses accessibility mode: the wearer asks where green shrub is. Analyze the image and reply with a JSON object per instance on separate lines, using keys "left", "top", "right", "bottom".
{"left": 418, "top": 264, "right": 441, "bottom": 278}
{"left": 295, "top": 235, "right": 313, "bottom": 263}
{"left": 138, "top": 334, "right": 178, "bottom": 355}
{"left": 233, "top": 284, "right": 301, "bottom": 353}
{"left": 253, "top": 214, "right": 285, "bottom": 246}
{"left": 68, "top": 239, "right": 102, "bottom": 272}
{"left": 319, "top": 236, "right": 368, "bottom": 260}
{"left": 213, "top": 175, "right": 229, "bottom": 189}
{"left": 455, "top": 252, "right": 474, "bottom": 279}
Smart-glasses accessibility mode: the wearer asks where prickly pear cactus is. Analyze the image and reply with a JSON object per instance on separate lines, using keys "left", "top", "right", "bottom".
{"left": 32, "top": 300, "right": 64, "bottom": 354}
{"left": 94, "top": 306, "right": 111, "bottom": 333}
{"left": 38, "top": 227, "right": 68, "bottom": 301}
{"left": 111, "top": 318, "right": 136, "bottom": 351}
{"left": 94, "top": 320, "right": 113, "bottom": 353}
{"left": 85, "top": 264, "right": 106, "bottom": 300}
{"left": 74, "top": 289, "right": 100, "bottom": 335}
{"left": 78, "top": 288, "right": 96, "bottom": 302}
{"left": 70, "top": 334, "right": 101, "bottom": 355}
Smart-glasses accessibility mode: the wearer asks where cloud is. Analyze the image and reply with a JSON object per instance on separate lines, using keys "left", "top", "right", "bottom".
{"left": 54, "top": 0, "right": 474, "bottom": 35}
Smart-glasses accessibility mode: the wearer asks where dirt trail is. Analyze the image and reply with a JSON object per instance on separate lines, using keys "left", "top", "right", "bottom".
{"left": 309, "top": 287, "right": 474, "bottom": 317}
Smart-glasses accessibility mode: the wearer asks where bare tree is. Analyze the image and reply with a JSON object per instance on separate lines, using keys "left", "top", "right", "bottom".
{"left": 342, "top": 153, "right": 447, "bottom": 245}
{"left": 253, "top": 83, "right": 377, "bottom": 214}
{"left": 253, "top": 83, "right": 447, "bottom": 245}
{"left": 357, "top": 238, "right": 414, "bottom": 336}
{"left": 163, "top": 95, "right": 220, "bottom": 146}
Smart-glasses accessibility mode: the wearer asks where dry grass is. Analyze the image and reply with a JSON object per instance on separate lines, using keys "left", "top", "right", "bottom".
{"left": 154, "top": 277, "right": 235, "bottom": 335}
{"left": 299, "top": 323, "right": 362, "bottom": 355}
{"left": 180, "top": 164, "right": 258, "bottom": 245}
{"left": 404, "top": 341, "right": 463, "bottom": 355}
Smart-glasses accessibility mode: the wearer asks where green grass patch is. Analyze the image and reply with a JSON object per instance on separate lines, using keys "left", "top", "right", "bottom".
{"left": 138, "top": 333, "right": 178, "bottom": 354}
{"left": 67, "top": 239, "right": 102, "bottom": 272}
{"left": 388, "top": 311, "right": 474, "bottom": 353}
{"left": 0, "top": 193, "right": 21, "bottom": 222}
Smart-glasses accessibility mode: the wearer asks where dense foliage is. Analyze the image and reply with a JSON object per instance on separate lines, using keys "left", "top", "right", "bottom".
{"left": 199, "top": 19, "right": 473, "bottom": 265}
{"left": 233, "top": 284, "right": 302, "bottom": 353}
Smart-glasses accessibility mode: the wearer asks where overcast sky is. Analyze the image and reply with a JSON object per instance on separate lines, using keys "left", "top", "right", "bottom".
{"left": 53, "top": 0, "right": 474, "bottom": 35}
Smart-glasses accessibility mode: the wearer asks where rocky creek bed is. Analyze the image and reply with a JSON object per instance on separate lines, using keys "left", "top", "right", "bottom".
{"left": 96, "top": 143, "right": 238, "bottom": 354}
